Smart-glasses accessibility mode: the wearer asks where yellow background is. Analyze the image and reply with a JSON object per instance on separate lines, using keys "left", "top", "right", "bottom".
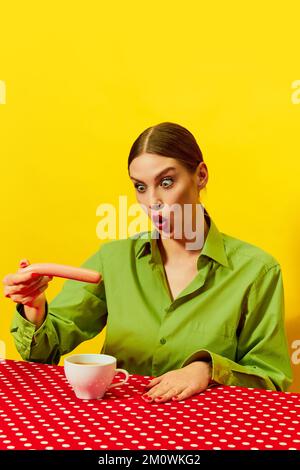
{"left": 0, "top": 2, "right": 299, "bottom": 391}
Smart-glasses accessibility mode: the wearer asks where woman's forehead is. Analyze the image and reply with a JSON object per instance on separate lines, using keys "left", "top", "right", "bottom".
{"left": 129, "top": 154, "right": 183, "bottom": 180}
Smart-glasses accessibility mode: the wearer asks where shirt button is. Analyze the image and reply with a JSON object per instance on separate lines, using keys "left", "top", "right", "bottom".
{"left": 160, "top": 337, "right": 166, "bottom": 345}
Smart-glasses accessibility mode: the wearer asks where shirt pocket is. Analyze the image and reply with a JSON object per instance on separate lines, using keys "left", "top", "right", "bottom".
{"left": 189, "top": 320, "right": 235, "bottom": 338}
{"left": 184, "top": 320, "right": 236, "bottom": 359}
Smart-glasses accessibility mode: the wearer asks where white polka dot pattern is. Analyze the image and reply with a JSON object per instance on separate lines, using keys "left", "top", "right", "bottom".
{"left": 0, "top": 359, "right": 299, "bottom": 450}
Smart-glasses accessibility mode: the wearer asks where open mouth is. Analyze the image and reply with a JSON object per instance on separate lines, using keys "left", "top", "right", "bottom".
{"left": 152, "top": 214, "right": 168, "bottom": 228}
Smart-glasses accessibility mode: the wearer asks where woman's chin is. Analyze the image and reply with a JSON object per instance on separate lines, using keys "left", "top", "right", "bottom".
{"left": 159, "top": 224, "right": 175, "bottom": 238}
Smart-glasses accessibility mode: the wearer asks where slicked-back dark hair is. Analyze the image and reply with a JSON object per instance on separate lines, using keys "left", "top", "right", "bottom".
{"left": 127, "top": 122, "right": 204, "bottom": 173}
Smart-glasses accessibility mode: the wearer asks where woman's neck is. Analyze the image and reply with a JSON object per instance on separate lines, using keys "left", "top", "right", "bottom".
{"left": 158, "top": 216, "right": 210, "bottom": 265}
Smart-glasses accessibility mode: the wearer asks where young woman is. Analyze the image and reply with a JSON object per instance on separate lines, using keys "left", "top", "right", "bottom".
{"left": 5, "top": 122, "right": 292, "bottom": 403}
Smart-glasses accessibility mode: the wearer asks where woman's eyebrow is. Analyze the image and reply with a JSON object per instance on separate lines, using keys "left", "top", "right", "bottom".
{"left": 130, "top": 166, "right": 176, "bottom": 184}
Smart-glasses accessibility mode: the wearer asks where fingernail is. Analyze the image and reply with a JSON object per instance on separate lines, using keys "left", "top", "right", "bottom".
{"left": 155, "top": 397, "right": 163, "bottom": 401}
{"left": 172, "top": 396, "right": 178, "bottom": 400}
{"left": 143, "top": 396, "right": 153, "bottom": 402}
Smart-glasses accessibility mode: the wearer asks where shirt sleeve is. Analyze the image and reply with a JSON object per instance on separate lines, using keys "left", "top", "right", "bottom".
{"left": 10, "top": 247, "right": 107, "bottom": 365}
{"left": 180, "top": 264, "right": 293, "bottom": 391}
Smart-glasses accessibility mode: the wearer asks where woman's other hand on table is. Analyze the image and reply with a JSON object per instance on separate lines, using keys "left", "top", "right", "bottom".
{"left": 142, "top": 361, "right": 212, "bottom": 403}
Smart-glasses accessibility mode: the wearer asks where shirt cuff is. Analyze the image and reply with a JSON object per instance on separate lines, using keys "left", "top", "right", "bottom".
{"left": 179, "top": 348, "right": 276, "bottom": 390}
{"left": 182, "top": 349, "right": 232, "bottom": 384}
{"left": 179, "top": 349, "right": 228, "bottom": 385}
{"left": 10, "top": 303, "right": 49, "bottom": 358}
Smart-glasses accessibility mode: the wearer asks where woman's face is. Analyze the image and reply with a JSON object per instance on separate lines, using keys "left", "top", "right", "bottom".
{"left": 129, "top": 153, "right": 208, "bottom": 239}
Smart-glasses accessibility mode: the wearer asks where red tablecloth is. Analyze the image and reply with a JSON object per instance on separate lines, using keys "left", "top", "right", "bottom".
{"left": 0, "top": 359, "right": 299, "bottom": 450}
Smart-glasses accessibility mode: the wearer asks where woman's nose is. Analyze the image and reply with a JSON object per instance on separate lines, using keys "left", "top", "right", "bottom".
{"left": 151, "top": 202, "right": 164, "bottom": 211}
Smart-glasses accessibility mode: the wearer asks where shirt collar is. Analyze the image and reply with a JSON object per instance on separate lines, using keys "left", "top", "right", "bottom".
{"left": 134, "top": 207, "right": 229, "bottom": 268}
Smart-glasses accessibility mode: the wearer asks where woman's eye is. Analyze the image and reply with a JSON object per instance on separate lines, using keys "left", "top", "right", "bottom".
{"left": 161, "top": 177, "right": 174, "bottom": 188}
{"left": 134, "top": 183, "right": 146, "bottom": 193}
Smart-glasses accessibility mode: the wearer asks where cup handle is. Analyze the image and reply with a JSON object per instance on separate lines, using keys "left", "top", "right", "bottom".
{"left": 107, "top": 368, "right": 129, "bottom": 389}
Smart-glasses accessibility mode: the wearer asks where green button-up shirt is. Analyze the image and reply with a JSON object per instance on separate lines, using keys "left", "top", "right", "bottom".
{"left": 10, "top": 208, "right": 293, "bottom": 391}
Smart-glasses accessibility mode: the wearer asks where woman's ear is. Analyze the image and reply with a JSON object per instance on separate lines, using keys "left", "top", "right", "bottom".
{"left": 196, "top": 162, "right": 208, "bottom": 189}
{"left": 195, "top": 162, "right": 203, "bottom": 189}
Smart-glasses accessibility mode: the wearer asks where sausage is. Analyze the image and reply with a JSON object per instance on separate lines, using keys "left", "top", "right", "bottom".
{"left": 20, "top": 263, "right": 101, "bottom": 284}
